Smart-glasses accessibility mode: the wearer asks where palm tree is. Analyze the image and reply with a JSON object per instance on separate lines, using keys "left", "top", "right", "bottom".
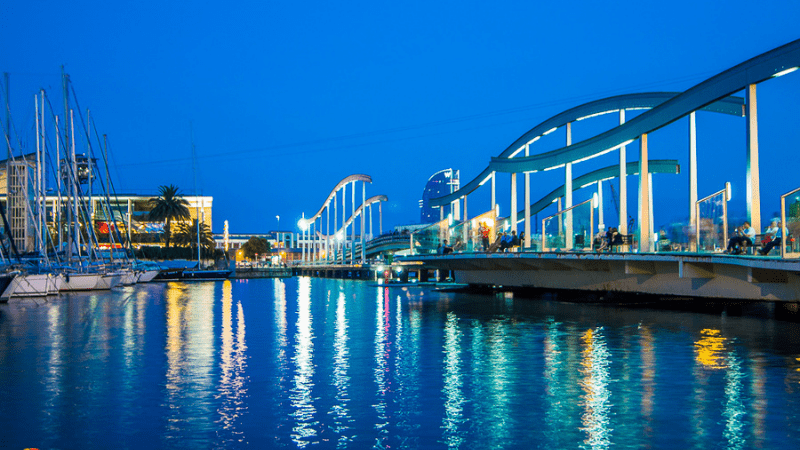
{"left": 148, "top": 184, "right": 191, "bottom": 248}
{"left": 173, "top": 219, "right": 215, "bottom": 253}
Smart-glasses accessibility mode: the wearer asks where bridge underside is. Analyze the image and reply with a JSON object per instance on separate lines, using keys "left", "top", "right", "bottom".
{"left": 400, "top": 253, "right": 800, "bottom": 302}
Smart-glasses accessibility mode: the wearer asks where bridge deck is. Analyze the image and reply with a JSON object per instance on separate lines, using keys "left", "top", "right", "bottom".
{"left": 397, "top": 252, "right": 800, "bottom": 302}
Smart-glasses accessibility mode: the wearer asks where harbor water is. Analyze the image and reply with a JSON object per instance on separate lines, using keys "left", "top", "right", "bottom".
{"left": 1, "top": 277, "right": 800, "bottom": 449}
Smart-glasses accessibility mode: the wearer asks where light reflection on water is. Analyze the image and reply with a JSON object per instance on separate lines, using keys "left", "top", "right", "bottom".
{"left": 2, "top": 278, "right": 800, "bottom": 449}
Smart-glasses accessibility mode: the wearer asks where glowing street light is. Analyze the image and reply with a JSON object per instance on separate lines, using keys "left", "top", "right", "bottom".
{"left": 298, "top": 218, "right": 308, "bottom": 231}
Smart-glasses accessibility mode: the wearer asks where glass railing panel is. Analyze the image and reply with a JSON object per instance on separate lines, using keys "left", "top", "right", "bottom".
{"left": 781, "top": 188, "right": 800, "bottom": 258}
{"left": 410, "top": 219, "right": 448, "bottom": 255}
{"left": 448, "top": 209, "right": 498, "bottom": 253}
{"left": 541, "top": 200, "right": 594, "bottom": 252}
{"left": 696, "top": 191, "right": 727, "bottom": 253}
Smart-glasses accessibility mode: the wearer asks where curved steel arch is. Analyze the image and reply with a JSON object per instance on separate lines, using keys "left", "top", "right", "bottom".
{"left": 516, "top": 160, "right": 680, "bottom": 219}
{"left": 315, "top": 194, "right": 388, "bottom": 237}
{"left": 489, "top": 39, "right": 800, "bottom": 174}
{"left": 430, "top": 93, "right": 742, "bottom": 207}
{"left": 308, "top": 174, "right": 372, "bottom": 221}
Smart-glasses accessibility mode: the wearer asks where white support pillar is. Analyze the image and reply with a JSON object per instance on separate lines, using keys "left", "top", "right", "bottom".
{"left": 597, "top": 180, "right": 604, "bottom": 230}
{"left": 689, "top": 111, "right": 698, "bottom": 251}
{"left": 342, "top": 184, "right": 347, "bottom": 261}
{"left": 510, "top": 173, "right": 517, "bottom": 233}
{"left": 746, "top": 84, "right": 761, "bottom": 233}
{"left": 351, "top": 181, "right": 355, "bottom": 264}
{"left": 491, "top": 171, "right": 496, "bottom": 209}
{"left": 334, "top": 191, "right": 338, "bottom": 261}
{"left": 369, "top": 203, "right": 373, "bottom": 239}
{"left": 327, "top": 202, "right": 331, "bottom": 261}
{"left": 648, "top": 173, "right": 654, "bottom": 245}
{"left": 462, "top": 195, "right": 469, "bottom": 247}
{"left": 439, "top": 205, "right": 444, "bottom": 221}
{"left": 524, "top": 143, "right": 531, "bottom": 248}
{"left": 379, "top": 201, "right": 383, "bottom": 236}
{"left": 361, "top": 181, "right": 365, "bottom": 262}
{"left": 565, "top": 122, "right": 573, "bottom": 249}
{"left": 619, "top": 110, "right": 628, "bottom": 235}
{"left": 639, "top": 134, "right": 651, "bottom": 252}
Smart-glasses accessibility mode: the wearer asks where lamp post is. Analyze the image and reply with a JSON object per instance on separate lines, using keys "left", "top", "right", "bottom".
{"left": 276, "top": 215, "right": 280, "bottom": 247}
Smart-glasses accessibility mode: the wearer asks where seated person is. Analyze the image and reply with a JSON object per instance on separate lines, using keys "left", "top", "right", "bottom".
{"left": 726, "top": 221, "right": 755, "bottom": 254}
{"left": 759, "top": 220, "right": 783, "bottom": 255}
{"left": 510, "top": 230, "right": 520, "bottom": 247}
{"left": 595, "top": 227, "right": 608, "bottom": 250}
{"left": 498, "top": 232, "right": 512, "bottom": 252}
{"left": 442, "top": 240, "right": 454, "bottom": 255}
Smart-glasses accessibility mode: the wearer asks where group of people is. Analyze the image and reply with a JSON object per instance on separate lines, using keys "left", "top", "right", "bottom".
{"left": 595, "top": 227, "right": 624, "bottom": 251}
{"left": 497, "top": 230, "right": 522, "bottom": 252}
{"left": 725, "top": 219, "right": 786, "bottom": 255}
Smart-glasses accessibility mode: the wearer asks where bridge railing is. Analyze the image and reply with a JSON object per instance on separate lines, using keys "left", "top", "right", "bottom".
{"left": 540, "top": 198, "right": 596, "bottom": 252}
{"left": 410, "top": 219, "right": 449, "bottom": 255}
{"left": 448, "top": 209, "right": 498, "bottom": 253}
{"left": 781, "top": 186, "right": 800, "bottom": 258}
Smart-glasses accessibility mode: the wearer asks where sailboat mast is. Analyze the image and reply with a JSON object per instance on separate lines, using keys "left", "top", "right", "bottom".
{"left": 35, "top": 94, "right": 41, "bottom": 254}
{"left": 71, "top": 109, "right": 79, "bottom": 259}
{"left": 56, "top": 116, "right": 61, "bottom": 250}
{"left": 62, "top": 68, "right": 72, "bottom": 262}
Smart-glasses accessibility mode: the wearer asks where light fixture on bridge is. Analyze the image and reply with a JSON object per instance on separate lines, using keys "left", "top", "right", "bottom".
{"left": 592, "top": 192, "right": 599, "bottom": 209}
{"left": 298, "top": 218, "right": 309, "bottom": 231}
{"left": 773, "top": 67, "right": 799, "bottom": 78}
{"left": 336, "top": 230, "right": 344, "bottom": 241}
{"left": 725, "top": 182, "right": 732, "bottom": 201}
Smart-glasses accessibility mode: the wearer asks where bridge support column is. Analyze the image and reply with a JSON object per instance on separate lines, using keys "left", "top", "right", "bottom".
{"left": 689, "top": 112, "right": 697, "bottom": 251}
{"left": 746, "top": 84, "right": 761, "bottom": 233}
{"left": 361, "top": 181, "right": 365, "bottom": 263}
{"left": 524, "top": 143, "right": 531, "bottom": 248}
{"left": 510, "top": 172, "right": 517, "bottom": 233}
{"left": 565, "top": 122, "right": 573, "bottom": 249}
{"left": 639, "top": 133, "right": 652, "bottom": 252}
{"left": 619, "top": 110, "right": 628, "bottom": 235}
{"left": 491, "top": 171, "right": 496, "bottom": 210}
{"left": 597, "top": 180, "right": 604, "bottom": 230}
{"left": 463, "top": 195, "right": 469, "bottom": 248}
{"left": 351, "top": 181, "right": 355, "bottom": 264}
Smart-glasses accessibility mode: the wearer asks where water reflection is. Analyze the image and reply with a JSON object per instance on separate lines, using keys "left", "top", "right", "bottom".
{"left": 372, "top": 287, "right": 390, "bottom": 447}
{"left": 579, "top": 327, "right": 612, "bottom": 450}
{"left": 442, "top": 311, "right": 465, "bottom": 448}
{"left": 695, "top": 329, "right": 728, "bottom": 369}
{"left": 329, "top": 286, "right": 351, "bottom": 446}
{"left": 639, "top": 326, "right": 655, "bottom": 440}
{"left": 722, "top": 351, "right": 745, "bottom": 450}
{"left": 216, "top": 280, "right": 248, "bottom": 445}
{"left": 290, "top": 277, "right": 317, "bottom": 447}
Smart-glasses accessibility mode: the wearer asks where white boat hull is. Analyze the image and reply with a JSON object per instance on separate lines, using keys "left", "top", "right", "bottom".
{"left": 59, "top": 273, "right": 103, "bottom": 291}
{"left": 136, "top": 270, "right": 159, "bottom": 283}
{"left": 2, "top": 273, "right": 58, "bottom": 298}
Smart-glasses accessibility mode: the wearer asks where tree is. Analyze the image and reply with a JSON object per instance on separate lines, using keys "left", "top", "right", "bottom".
{"left": 148, "top": 184, "right": 191, "bottom": 248}
{"left": 241, "top": 236, "right": 271, "bottom": 260}
{"left": 173, "top": 219, "right": 215, "bottom": 252}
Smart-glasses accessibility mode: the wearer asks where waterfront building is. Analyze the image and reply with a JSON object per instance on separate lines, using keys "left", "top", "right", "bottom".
{"left": 419, "top": 168, "right": 459, "bottom": 224}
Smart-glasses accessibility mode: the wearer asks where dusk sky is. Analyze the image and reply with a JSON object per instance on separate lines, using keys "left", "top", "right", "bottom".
{"left": 3, "top": 1, "right": 800, "bottom": 235}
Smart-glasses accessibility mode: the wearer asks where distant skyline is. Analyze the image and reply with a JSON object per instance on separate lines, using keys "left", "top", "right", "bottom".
{"left": 3, "top": 1, "right": 800, "bottom": 234}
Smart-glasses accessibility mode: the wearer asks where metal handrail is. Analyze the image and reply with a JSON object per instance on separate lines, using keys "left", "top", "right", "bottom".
{"left": 540, "top": 198, "right": 594, "bottom": 252}
{"left": 780, "top": 186, "right": 800, "bottom": 258}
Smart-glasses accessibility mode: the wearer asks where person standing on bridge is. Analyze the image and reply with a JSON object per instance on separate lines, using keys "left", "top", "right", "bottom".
{"left": 480, "top": 223, "right": 490, "bottom": 251}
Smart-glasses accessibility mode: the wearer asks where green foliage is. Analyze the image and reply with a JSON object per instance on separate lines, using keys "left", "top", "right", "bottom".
{"left": 147, "top": 184, "right": 191, "bottom": 248}
{"left": 241, "top": 236, "right": 271, "bottom": 260}
{"left": 173, "top": 219, "right": 215, "bottom": 250}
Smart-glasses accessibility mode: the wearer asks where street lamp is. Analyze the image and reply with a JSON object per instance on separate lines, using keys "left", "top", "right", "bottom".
{"left": 276, "top": 215, "right": 280, "bottom": 247}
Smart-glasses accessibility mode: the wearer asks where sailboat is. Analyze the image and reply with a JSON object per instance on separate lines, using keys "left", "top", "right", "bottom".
{"left": 179, "top": 129, "right": 230, "bottom": 281}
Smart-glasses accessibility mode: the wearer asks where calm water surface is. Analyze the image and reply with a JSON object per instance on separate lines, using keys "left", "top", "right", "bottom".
{"left": 1, "top": 277, "right": 800, "bottom": 449}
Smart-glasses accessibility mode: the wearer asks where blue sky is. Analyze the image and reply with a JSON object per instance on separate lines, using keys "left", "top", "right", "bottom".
{"left": 3, "top": 1, "right": 800, "bottom": 234}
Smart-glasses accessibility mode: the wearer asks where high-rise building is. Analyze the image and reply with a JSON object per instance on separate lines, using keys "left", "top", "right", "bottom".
{"left": 419, "top": 169, "right": 459, "bottom": 224}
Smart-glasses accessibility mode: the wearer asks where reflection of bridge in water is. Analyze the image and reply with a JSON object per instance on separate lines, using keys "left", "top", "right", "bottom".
{"left": 297, "top": 40, "right": 800, "bottom": 301}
